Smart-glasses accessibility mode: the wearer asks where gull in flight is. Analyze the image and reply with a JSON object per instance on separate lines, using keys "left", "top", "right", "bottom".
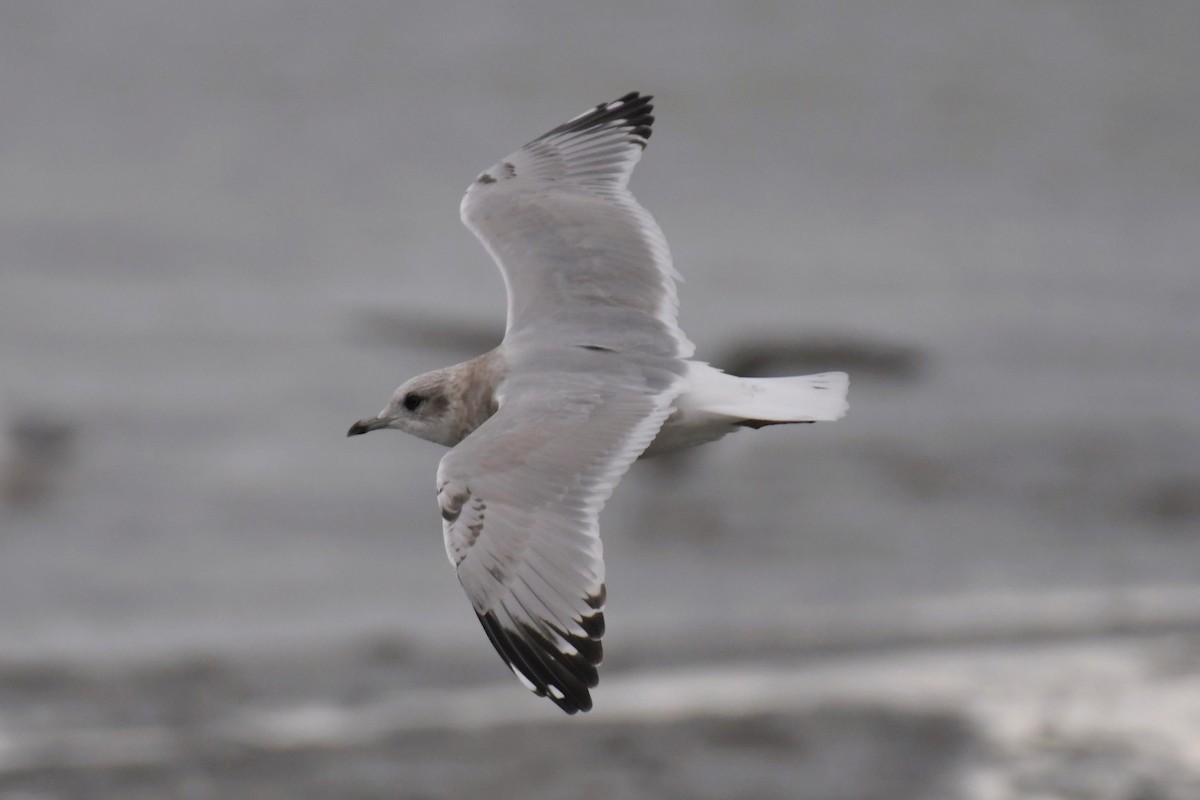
{"left": 348, "top": 93, "right": 848, "bottom": 713}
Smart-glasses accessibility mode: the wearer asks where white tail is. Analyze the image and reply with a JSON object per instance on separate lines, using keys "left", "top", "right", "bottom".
{"left": 689, "top": 365, "right": 849, "bottom": 424}
{"left": 643, "top": 364, "right": 848, "bottom": 456}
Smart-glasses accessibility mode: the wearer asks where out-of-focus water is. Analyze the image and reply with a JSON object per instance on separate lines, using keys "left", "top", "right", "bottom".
{"left": 2, "top": 1, "right": 1199, "bottom": 795}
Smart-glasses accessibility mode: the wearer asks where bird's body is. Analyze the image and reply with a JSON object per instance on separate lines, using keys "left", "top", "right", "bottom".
{"left": 369, "top": 348, "right": 848, "bottom": 456}
{"left": 349, "top": 93, "right": 847, "bottom": 713}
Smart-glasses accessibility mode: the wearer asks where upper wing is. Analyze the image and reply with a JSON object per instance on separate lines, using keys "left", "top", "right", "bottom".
{"left": 460, "top": 92, "right": 694, "bottom": 360}
{"left": 437, "top": 357, "right": 680, "bottom": 713}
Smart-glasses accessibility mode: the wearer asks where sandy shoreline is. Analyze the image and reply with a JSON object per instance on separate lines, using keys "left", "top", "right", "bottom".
{"left": 3, "top": 632, "right": 1198, "bottom": 799}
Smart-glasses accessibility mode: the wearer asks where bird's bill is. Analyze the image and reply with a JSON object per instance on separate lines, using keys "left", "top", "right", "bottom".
{"left": 347, "top": 416, "right": 389, "bottom": 436}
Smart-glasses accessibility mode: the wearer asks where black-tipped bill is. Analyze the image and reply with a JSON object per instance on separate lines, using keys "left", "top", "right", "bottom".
{"left": 347, "top": 417, "right": 387, "bottom": 437}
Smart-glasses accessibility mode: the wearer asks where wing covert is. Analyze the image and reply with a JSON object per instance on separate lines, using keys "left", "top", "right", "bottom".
{"left": 460, "top": 93, "right": 694, "bottom": 360}
{"left": 437, "top": 363, "right": 679, "bottom": 713}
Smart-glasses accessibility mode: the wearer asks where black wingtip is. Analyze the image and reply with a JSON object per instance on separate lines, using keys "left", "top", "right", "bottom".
{"left": 476, "top": 608, "right": 603, "bottom": 714}
{"left": 538, "top": 92, "right": 656, "bottom": 149}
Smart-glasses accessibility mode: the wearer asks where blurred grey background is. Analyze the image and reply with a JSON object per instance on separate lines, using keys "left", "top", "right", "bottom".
{"left": 2, "top": 2, "right": 1199, "bottom": 798}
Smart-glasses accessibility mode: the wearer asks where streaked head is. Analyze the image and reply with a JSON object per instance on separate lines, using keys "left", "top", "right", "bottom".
{"left": 347, "top": 370, "right": 457, "bottom": 446}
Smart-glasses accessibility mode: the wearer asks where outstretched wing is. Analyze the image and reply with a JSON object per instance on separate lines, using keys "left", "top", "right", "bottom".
{"left": 460, "top": 92, "right": 694, "bottom": 360}
{"left": 437, "top": 358, "right": 680, "bottom": 713}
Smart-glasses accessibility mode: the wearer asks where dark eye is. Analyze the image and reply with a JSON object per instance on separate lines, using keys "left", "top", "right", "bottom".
{"left": 402, "top": 393, "right": 424, "bottom": 411}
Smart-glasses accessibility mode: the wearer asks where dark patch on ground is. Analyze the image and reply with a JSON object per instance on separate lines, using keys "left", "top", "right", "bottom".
{"left": 1131, "top": 477, "right": 1200, "bottom": 527}
{"left": 718, "top": 335, "right": 926, "bottom": 383}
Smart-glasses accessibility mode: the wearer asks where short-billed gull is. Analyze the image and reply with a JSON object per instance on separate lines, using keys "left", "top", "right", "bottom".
{"left": 348, "top": 92, "right": 848, "bottom": 713}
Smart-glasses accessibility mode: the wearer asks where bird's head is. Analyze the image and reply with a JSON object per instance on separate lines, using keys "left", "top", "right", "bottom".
{"left": 347, "top": 370, "right": 457, "bottom": 446}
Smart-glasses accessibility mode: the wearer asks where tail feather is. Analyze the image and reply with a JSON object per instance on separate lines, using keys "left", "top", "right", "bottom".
{"left": 701, "top": 370, "right": 849, "bottom": 424}
{"left": 643, "top": 364, "right": 848, "bottom": 457}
